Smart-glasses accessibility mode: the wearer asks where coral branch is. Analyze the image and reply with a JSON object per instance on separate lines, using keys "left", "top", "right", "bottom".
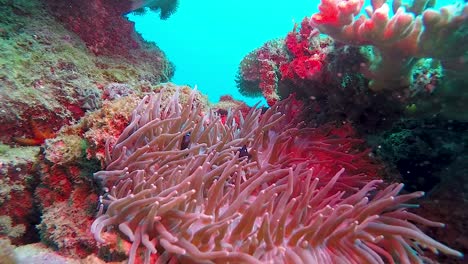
{"left": 311, "top": 0, "right": 468, "bottom": 90}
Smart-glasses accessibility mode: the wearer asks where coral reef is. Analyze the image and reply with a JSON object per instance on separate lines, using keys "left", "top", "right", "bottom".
{"left": 0, "top": 0, "right": 174, "bottom": 145}
{"left": 44, "top": 0, "right": 133, "bottom": 56}
{"left": 237, "top": 18, "right": 334, "bottom": 106}
{"left": 234, "top": 8, "right": 468, "bottom": 262}
{"left": 44, "top": 0, "right": 178, "bottom": 55}
{"left": 237, "top": 18, "right": 406, "bottom": 129}
{"left": 0, "top": 0, "right": 466, "bottom": 262}
{"left": 37, "top": 187, "right": 100, "bottom": 257}
{"left": 91, "top": 88, "right": 461, "bottom": 263}
{"left": 370, "top": 118, "right": 468, "bottom": 263}
{"left": 29, "top": 84, "right": 206, "bottom": 260}
{"left": 239, "top": 0, "right": 468, "bottom": 121}
{"left": 43, "top": 0, "right": 177, "bottom": 55}
{"left": 413, "top": 153, "right": 468, "bottom": 264}
{"left": 102, "top": 83, "right": 135, "bottom": 101}
{"left": 376, "top": 119, "right": 468, "bottom": 192}
{"left": 0, "top": 145, "right": 40, "bottom": 244}
{"left": 310, "top": 0, "right": 468, "bottom": 120}
{"left": 311, "top": 0, "right": 468, "bottom": 91}
{"left": 280, "top": 19, "right": 332, "bottom": 82}
{"left": 34, "top": 135, "right": 100, "bottom": 257}
{"left": 33, "top": 95, "right": 141, "bottom": 257}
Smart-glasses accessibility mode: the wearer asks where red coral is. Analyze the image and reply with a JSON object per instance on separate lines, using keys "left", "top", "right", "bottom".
{"left": 237, "top": 18, "right": 332, "bottom": 106}
{"left": 280, "top": 18, "right": 328, "bottom": 81}
{"left": 35, "top": 157, "right": 99, "bottom": 257}
{"left": 284, "top": 19, "right": 313, "bottom": 58}
{"left": 36, "top": 164, "right": 74, "bottom": 208}
{"left": 38, "top": 185, "right": 99, "bottom": 258}
{"left": 280, "top": 55, "right": 324, "bottom": 80}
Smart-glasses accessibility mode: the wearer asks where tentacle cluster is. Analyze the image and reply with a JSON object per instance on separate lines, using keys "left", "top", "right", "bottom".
{"left": 91, "top": 89, "right": 462, "bottom": 263}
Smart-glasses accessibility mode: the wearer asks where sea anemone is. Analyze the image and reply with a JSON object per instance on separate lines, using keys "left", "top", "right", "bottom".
{"left": 91, "top": 88, "right": 462, "bottom": 263}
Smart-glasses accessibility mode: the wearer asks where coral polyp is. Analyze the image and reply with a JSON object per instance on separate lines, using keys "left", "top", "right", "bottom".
{"left": 1, "top": 0, "right": 466, "bottom": 262}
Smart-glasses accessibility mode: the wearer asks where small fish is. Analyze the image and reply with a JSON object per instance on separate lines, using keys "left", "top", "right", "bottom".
{"left": 181, "top": 132, "right": 191, "bottom": 150}
{"left": 238, "top": 145, "right": 251, "bottom": 159}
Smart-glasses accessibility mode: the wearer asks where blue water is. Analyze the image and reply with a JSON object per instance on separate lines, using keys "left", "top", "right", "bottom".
{"left": 128, "top": 0, "right": 314, "bottom": 105}
{"left": 127, "top": 0, "right": 459, "bottom": 105}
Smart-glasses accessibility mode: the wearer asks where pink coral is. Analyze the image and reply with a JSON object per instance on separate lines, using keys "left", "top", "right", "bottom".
{"left": 311, "top": 0, "right": 468, "bottom": 90}
{"left": 91, "top": 89, "right": 462, "bottom": 263}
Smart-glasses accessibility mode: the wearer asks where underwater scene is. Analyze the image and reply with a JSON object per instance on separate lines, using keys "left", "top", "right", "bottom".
{"left": 0, "top": 0, "right": 467, "bottom": 263}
